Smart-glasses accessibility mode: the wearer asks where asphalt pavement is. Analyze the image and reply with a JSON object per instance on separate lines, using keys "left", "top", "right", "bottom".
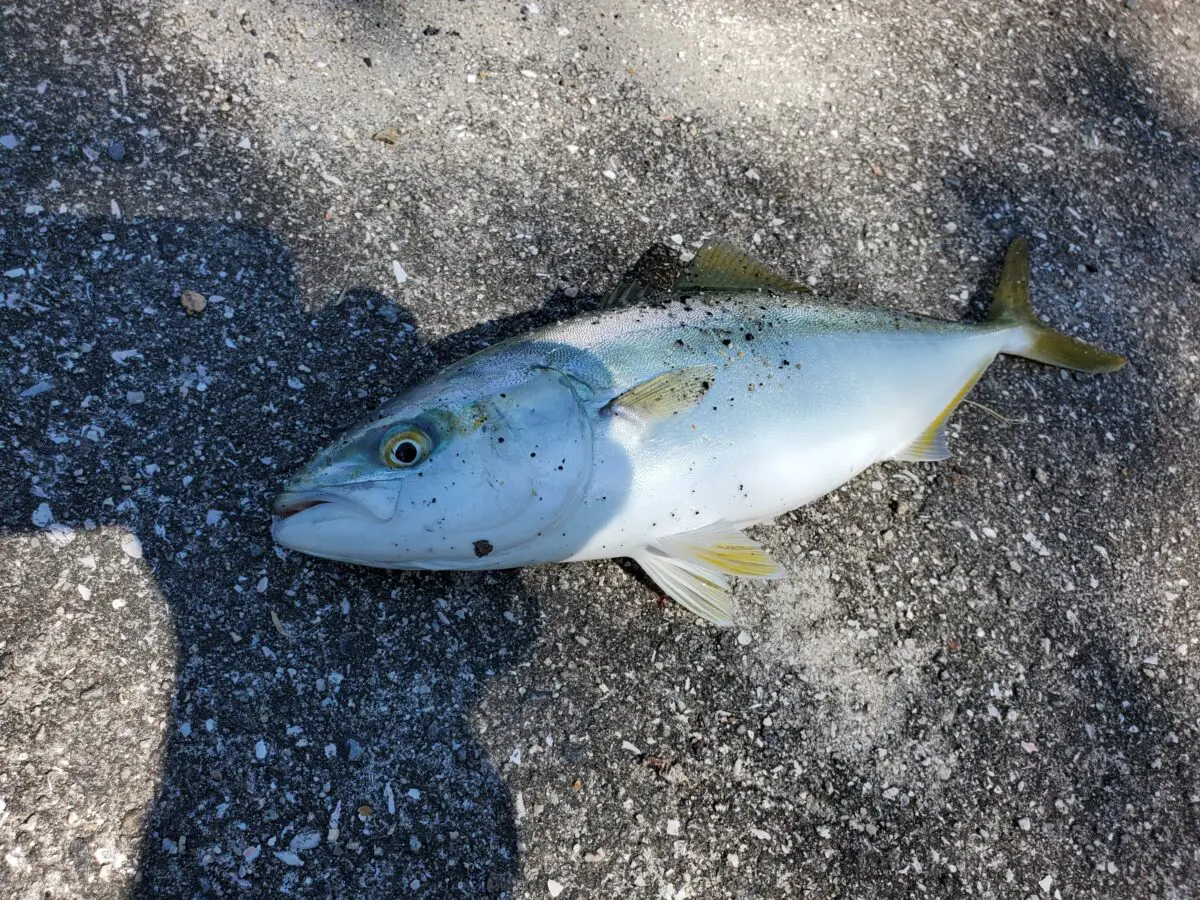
{"left": 2, "top": 0, "right": 1198, "bottom": 897}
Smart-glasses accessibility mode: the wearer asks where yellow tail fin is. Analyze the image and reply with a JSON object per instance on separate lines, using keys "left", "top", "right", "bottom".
{"left": 991, "top": 238, "right": 1126, "bottom": 374}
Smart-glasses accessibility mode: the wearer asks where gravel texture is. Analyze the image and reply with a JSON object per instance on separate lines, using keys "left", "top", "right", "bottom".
{"left": 2, "top": 0, "right": 1199, "bottom": 898}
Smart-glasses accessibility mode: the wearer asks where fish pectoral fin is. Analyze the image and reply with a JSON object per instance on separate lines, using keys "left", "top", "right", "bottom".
{"left": 633, "top": 527, "right": 785, "bottom": 626}
{"left": 600, "top": 365, "right": 717, "bottom": 425}
{"left": 890, "top": 362, "right": 991, "bottom": 463}
{"left": 675, "top": 240, "right": 811, "bottom": 294}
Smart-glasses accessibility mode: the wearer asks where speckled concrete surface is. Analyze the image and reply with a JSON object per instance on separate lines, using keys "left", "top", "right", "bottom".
{"left": 2, "top": 0, "right": 1199, "bottom": 897}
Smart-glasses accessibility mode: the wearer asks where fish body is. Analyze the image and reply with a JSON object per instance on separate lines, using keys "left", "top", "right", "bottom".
{"left": 273, "top": 240, "right": 1124, "bottom": 624}
{"left": 507, "top": 299, "right": 1001, "bottom": 561}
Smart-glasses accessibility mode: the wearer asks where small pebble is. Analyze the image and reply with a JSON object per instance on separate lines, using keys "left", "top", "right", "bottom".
{"left": 31, "top": 502, "right": 54, "bottom": 528}
{"left": 288, "top": 831, "right": 320, "bottom": 852}
{"left": 107, "top": 141, "right": 125, "bottom": 161}
{"left": 0, "top": 134, "right": 18, "bottom": 150}
{"left": 547, "top": 880, "right": 564, "bottom": 898}
{"left": 180, "top": 290, "right": 207, "bottom": 315}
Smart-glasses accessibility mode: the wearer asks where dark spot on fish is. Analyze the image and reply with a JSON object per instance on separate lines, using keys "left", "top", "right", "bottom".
{"left": 721, "top": 338, "right": 732, "bottom": 347}
{"left": 744, "top": 333, "right": 754, "bottom": 341}
{"left": 530, "top": 452, "right": 537, "bottom": 458}
{"left": 701, "top": 380, "right": 711, "bottom": 390}
{"left": 675, "top": 339, "right": 685, "bottom": 347}
{"left": 473, "top": 539, "right": 494, "bottom": 558}
{"left": 780, "top": 359, "right": 789, "bottom": 367}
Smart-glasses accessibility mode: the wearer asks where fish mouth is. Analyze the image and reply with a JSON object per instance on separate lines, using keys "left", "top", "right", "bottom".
{"left": 272, "top": 487, "right": 399, "bottom": 524}
{"left": 273, "top": 492, "right": 334, "bottom": 520}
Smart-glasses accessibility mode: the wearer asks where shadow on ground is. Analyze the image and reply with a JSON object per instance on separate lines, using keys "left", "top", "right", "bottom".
{"left": 0, "top": 215, "right": 553, "bottom": 896}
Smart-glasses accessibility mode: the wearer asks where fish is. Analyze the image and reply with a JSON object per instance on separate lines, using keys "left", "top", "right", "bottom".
{"left": 272, "top": 238, "right": 1125, "bottom": 625}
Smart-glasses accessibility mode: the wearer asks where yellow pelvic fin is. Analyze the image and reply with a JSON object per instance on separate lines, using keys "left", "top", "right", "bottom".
{"left": 635, "top": 550, "right": 734, "bottom": 625}
{"left": 635, "top": 526, "right": 785, "bottom": 626}
{"left": 601, "top": 365, "right": 717, "bottom": 425}
{"left": 675, "top": 240, "right": 811, "bottom": 294}
{"left": 891, "top": 363, "right": 990, "bottom": 463}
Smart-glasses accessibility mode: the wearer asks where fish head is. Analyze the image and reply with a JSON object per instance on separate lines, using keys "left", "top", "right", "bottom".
{"left": 272, "top": 362, "right": 595, "bottom": 568}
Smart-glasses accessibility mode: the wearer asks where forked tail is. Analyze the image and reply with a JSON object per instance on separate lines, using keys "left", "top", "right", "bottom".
{"left": 991, "top": 238, "right": 1126, "bottom": 373}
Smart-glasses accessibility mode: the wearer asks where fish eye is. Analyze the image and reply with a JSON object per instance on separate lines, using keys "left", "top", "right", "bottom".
{"left": 381, "top": 428, "right": 432, "bottom": 468}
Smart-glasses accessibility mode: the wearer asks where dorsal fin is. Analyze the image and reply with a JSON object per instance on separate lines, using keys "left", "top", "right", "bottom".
{"left": 596, "top": 280, "right": 649, "bottom": 309}
{"left": 674, "top": 240, "right": 810, "bottom": 294}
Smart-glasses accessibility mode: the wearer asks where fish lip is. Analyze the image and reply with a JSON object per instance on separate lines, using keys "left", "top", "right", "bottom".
{"left": 272, "top": 487, "right": 395, "bottom": 524}
{"left": 272, "top": 492, "right": 331, "bottom": 520}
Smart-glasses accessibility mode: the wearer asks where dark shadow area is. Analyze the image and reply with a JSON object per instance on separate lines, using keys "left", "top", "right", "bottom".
{"left": 0, "top": 214, "right": 549, "bottom": 897}
{"left": 0, "top": 211, "right": 660, "bottom": 897}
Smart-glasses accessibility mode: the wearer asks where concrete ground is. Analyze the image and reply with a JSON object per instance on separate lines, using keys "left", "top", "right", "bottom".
{"left": 2, "top": 0, "right": 1199, "bottom": 897}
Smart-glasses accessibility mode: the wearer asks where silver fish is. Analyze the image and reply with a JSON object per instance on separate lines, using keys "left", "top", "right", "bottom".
{"left": 273, "top": 239, "right": 1125, "bottom": 624}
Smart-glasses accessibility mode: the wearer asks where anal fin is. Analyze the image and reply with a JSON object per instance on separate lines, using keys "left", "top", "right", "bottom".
{"left": 633, "top": 526, "right": 785, "bottom": 626}
{"left": 891, "top": 363, "right": 989, "bottom": 462}
{"left": 892, "top": 426, "right": 951, "bottom": 462}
